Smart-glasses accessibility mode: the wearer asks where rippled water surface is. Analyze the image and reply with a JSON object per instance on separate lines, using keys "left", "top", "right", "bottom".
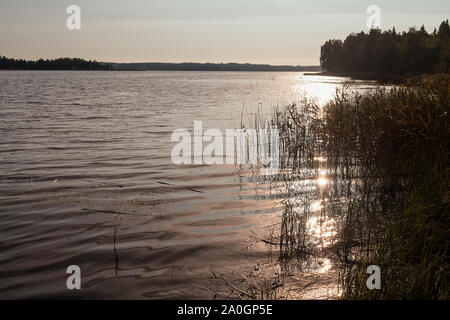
{"left": 0, "top": 71, "right": 378, "bottom": 298}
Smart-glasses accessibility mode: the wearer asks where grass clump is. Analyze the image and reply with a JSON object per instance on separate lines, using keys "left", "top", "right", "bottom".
{"left": 265, "top": 74, "right": 449, "bottom": 299}
{"left": 319, "top": 74, "right": 449, "bottom": 299}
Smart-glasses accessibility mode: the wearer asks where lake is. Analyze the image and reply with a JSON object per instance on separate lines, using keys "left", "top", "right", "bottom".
{"left": 0, "top": 71, "right": 379, "bottom": 299}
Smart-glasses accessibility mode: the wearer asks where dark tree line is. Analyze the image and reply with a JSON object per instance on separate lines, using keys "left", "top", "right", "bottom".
{"left": 320, "top": 20, "right": 450, "bottom": 75}
{"left": 0, "top": 56, "right": 112, "bottom": 70}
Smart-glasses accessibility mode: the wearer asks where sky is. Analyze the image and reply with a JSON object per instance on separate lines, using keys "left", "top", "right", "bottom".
{"left": 0, "top": 0, "right": 449, "bottom": 65}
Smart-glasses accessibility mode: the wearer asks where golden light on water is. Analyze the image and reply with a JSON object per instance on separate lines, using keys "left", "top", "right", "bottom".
{"left": 310, "top": 200, "right": 324, "bottom": 212}
{"left": 318, "top": 258, "right": 332, "bottom": 274}
{"left": 317, "top": 167, "right": 329, "bottom": 187}
{"left": 317, "top": 177, "right": 328, "bottom": 187}
{"left": 306, "top": 215, "right": 337, "bottom": 247}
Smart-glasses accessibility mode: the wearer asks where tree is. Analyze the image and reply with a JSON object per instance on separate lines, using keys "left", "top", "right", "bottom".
{"left": 319, "top": 20, "right": 449, "bottom": 76}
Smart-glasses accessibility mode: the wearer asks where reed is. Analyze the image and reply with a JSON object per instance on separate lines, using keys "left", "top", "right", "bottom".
{"left": 268, "top": 74, "right": 449, "bottom": 299}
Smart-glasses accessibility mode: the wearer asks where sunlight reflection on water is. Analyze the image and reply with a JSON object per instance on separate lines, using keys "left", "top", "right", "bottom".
{"left": 0, "top": 70, "right": 380, "bottom": 299}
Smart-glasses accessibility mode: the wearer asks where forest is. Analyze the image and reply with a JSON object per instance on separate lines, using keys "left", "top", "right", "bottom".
{"left": 320, "top": 20, "right": 450, "bottom": 75}
{"left": 0, "top": 56, "right": 111, "bottom": 70}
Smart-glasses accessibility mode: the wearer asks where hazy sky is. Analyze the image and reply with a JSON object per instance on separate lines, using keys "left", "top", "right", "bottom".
{"left": 0, "top": 0, "right": 448, "bottom": 65}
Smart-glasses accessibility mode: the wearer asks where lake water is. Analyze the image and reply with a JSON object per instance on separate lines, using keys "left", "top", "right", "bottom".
{"left": 0, "top": 71, "right": 379, "bottom": 299}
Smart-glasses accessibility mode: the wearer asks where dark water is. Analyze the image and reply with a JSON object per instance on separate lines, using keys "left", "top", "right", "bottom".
{"left": 0, "top": 71, "right": 378, "bottom": 299}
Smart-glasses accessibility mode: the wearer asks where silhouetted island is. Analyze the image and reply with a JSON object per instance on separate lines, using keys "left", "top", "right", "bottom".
{"left": 0, "top": 56, "right": 111, "bottom": 70}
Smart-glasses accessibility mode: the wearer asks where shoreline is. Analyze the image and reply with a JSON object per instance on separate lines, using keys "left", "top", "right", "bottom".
{"left": 304, "top": 71, "right": 406, "bottom": 83}
{"left": 0, "top": 69, "right": 318, "bottom": 73}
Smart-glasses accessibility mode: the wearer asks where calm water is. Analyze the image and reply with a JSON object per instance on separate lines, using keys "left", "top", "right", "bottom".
{"left": 0, "top": 71, "right": 378, "bottom": 299}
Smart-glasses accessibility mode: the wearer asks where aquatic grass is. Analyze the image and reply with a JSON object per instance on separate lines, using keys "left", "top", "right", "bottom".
{"left": 314, "top": 74, "right": 449, "bottom": 299}
{"left": 219, "top": 75, "right": 448, "bottom": 299}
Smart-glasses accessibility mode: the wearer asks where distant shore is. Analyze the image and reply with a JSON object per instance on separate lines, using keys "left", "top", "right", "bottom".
{"left": 0, "top": 55, "right": 322, "bottom": 72}
{"left": 109, "top": 62, "right": 322, "bottom": 72}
